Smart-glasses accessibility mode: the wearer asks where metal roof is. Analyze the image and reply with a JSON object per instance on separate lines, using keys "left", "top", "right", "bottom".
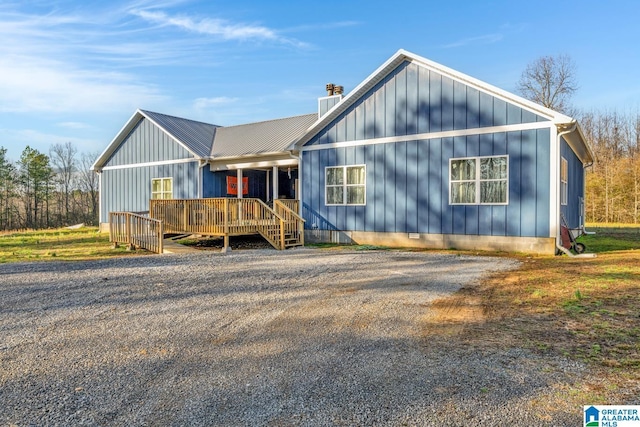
{"left": 211, "top": 114, "right": 317, "bottom": 158}
{"left": 140, "top": 110, "right": 219, "bottom": 158}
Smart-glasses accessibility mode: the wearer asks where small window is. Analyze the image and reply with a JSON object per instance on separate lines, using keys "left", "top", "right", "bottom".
{"left": 450, "top": 156, "right": 508, "bottom": 205}
{"left": 325, "top": 165, "right": 366, "bottom": 205}
{"left": 561, "top": 157, "right": 568, "bottom": 206}
{"left": 151, "top": 177, "right": 173, "bottom": 199}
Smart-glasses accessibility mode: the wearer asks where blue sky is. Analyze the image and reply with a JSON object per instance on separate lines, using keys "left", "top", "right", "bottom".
{"left": 1, "top": 0, "right": 639, "bottom": 162}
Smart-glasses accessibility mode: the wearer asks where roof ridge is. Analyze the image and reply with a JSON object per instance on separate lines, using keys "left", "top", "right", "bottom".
{"left": 220, "top": 113, "right": 316, "bottom": 130}
{"left": 140, "top": 109, "right": 220, "bottom": 127}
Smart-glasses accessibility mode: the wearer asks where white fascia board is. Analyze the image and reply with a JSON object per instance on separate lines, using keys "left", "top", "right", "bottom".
{"left": 208, "top": 152, "right": 299, "bottom": 171}
{"left": 92, "top": 109, "right": 144, "bottom": 171}
{"left": 291, "top": 49, "right": 574, "bottom": 150}
{"left": 402, "top": 50, "right": 572, "bottom": 124}
{"left": 562, "top": 124, "right": 595, "bottom": 165}
{"left": 209, "top": 158, "right": 298, "bottom": 171}
{"left": 100, "top": 157, "right": 198, "bottom": 171}
{"left": 291, "top": 50, "right": 407, "bottom": 149}
{"left": 92, "top": 108, "right": 204, "bottom": 171}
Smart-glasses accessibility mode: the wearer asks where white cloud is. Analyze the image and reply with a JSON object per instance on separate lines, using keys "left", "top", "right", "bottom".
{"left": 131, "top": 9, "right": 309, "bottom": 47}
{"left": 193, "top": 96, "right": 239, "bottom": 109}
{"left": 0, "top": 55, "right": 166, "bottom": 113}
{"left": 441, "top": 33, "right": 503, "bottom": 49}
{"left": 57, "top": 122, "right": 92, "bottom": 130}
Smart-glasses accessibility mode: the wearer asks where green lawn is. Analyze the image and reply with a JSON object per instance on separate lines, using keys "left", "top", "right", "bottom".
{"left": 0, "top": 227, "right": 149, "bottom": 263}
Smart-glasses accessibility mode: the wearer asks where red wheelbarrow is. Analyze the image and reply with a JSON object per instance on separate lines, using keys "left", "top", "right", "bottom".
{"left": 560, "top": 214, "right": 586, "bottom": 254}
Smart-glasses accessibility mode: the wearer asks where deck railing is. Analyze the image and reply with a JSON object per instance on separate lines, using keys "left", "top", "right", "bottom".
{"left": 109, "top": 212, "right": 164, "bottom": 254}
{"left": 149, "top": 198, "right": 303, "bottom": 250}
{"left": 275, "top": 199, "right": 299, "bottom": 214}
{"left": 274, "top": 200, "right": 305, "bottom": 247}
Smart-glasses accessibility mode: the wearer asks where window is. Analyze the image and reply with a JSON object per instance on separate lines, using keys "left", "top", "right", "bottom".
{"left": 151, "top": 177, "right": 173, "bottom": 199}
{"left": 561, "top": 157, "right": 568, "bottom": 205}
{"left": 450, "top": 156, "right": 508, "bottom": 205}
{"left": 325, "top": 165, "right": 366, "bottom": 205}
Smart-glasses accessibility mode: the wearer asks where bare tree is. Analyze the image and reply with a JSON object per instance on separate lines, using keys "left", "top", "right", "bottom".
{"left": 50, "top": 142, "right": 77, "bottom": 225}
{"left": 78, "top": 151, "right": 99, "bottom": 225}
{"left": 517, "top": 54, "right": 578, "bottom": 115}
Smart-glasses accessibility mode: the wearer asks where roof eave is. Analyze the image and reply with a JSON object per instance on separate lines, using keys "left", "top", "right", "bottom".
{"left": 209, "top": 151, "right": 295, "bottom": 162}
{"left": 140, "top": 111, "right": 204, "bottom": 160}
{"left": 91, "top": 109, "right": 145, "bottom": 171}
{"left": 290, "top": 49, "right": 575, "bottom": 149}
{"left": 558, "top": 121, "right": 595, "bottom": 165}
{"left": 91, "top": 109, "right": 209, "bottom": 171}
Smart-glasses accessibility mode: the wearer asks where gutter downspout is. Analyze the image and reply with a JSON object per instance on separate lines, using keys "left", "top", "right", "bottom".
{"left": 555, "top": 122, "right": 596, "bottom": 258}
{"left": 582, "top": 160, "right": 596, "bottom": 235}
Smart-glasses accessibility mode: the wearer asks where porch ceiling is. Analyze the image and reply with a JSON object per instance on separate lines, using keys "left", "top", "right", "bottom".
{"left": 208, "top": 153, "right": 298, "bottom": 171}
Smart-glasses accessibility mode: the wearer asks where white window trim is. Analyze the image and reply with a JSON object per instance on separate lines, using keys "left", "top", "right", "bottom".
{"left": 449, "top": 155, "right": 509, "bottom": 205}
{"left": 561, "top": 157, "right": 568, "bottom": 206}
{"left": 151, "top": 177, "right": 173, "bottom": 200}
{"left": 325, "top": 165, "right": 366, "bottom": 206}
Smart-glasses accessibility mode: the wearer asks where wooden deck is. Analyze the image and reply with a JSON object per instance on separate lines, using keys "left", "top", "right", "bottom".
{"left": 148, "top": 198, "right": 304, "bottom": 250}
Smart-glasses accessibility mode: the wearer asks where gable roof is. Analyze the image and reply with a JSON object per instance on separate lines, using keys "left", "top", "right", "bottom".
{"left": 290, "top": 49, "right": 594, "bottom": 164}
{"left": 140, "top": 110, "right": 219, "bottom": 158}
{"left": 92, "top": 109, "right": 220, "bottom": 170}
{"left": 211, "top": 114, "right": 316, "bottom": 158}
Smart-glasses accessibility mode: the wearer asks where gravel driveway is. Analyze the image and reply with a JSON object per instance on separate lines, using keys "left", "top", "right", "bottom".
{"left": 0, "top": 249, "right": 585, "bottom": 426}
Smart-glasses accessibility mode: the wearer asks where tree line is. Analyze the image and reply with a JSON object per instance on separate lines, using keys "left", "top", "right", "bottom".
{"left": 581, "top": 110, "right": 640, "bottom": 223}
{"left": 516, "top": 54, "right": 640, "bottom": 224}
{"left": 0, "top": 142, "right": 98, "bottom": 230}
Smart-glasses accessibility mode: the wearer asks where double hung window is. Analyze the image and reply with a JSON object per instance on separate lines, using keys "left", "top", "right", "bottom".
{"left": 325, "top": 165, "right": 366, "bottom": 205}
{"left": 450, "top": 156, "right": 508, "bottom": 205}
{"left": 561, "top": 158, "right": 568, "bottom": 205}
{"left": 151, "top": 177, "right": 173, "bottom": 200}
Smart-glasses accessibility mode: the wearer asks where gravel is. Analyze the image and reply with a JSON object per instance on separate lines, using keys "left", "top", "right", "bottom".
{"left": 0, "top": 249, "right": 586, "bottom": 426}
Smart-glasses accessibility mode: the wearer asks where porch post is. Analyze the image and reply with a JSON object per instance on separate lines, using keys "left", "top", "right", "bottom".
{"left": 266, "top": 169, "right": 270, "bottom": 201}
{"left": 222, "top": 198, "right": 231, "bottom": 253}
{"left": 272, "top": 166, "right": 279, "bottom": 200}
{"left": 237, "top": 169, "right": 243, "bottom": 199}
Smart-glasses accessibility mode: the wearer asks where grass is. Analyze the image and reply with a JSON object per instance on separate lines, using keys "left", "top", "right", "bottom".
{"left": 0, "top": 227, "right": 150, "bottom": 263}
{"left": 448, "top": 224, "right": 640, "bottom": 403}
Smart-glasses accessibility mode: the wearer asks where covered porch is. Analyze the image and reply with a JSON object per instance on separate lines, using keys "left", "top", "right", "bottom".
{"left": 149, "top": 197, "right": 304, "bottom": 251}
{"left": 204, "top": 156, "right": 300, "bottom": 203}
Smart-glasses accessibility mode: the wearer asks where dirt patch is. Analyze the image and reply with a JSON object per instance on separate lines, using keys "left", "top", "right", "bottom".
{"left": 423, "top": 252, "right": 640, "bottom": 404}
{"left": 422, "top": 287, "right": 485, "bottom": 338}
{"left": 181, "top": 234, "right": 275, "bottom": 250}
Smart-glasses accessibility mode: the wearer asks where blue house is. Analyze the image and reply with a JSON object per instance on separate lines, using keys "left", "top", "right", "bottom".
{"left": 92, "top": 49, "right": 594, "bottom": 255}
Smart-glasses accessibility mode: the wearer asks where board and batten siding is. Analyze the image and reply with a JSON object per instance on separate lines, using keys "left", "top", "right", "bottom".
{"left": 105, "top": 117, "right": 194, "bottom": 167}
{"left": 302, "top": 129, "right": 551, "bottom": 238}
{"left": 318, "top": 95, "right": 342, "bottom": 118}
{"left": 306, "top": 61, "right": 549, "bottom": 147}
{"left": 301, "top": 59, "right": 555, "bottom": 240}
{"left": 100, "top": 162, "right": 200, "bottom": 223}
{"left": 560, "top": 138, "right": 586, "bottom": 229}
